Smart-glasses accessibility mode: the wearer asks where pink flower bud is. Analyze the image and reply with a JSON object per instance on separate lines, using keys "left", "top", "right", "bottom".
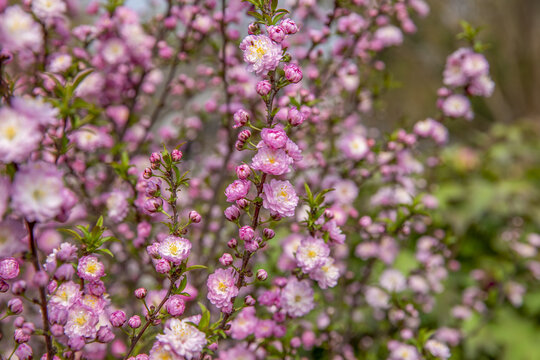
{"left": 150, "top": 152, "right": 161, "bottom": 164}
{"left": 244, "top": 295, "right": 256, "bottom": 306}
{"left": 8, "top": 298, "right": 23, "bottom": 314}
{"left": 143, "top": 168, "right": 152, "bottom": 179}
{"left": 0, "top": 279, "right": 9, "bottom": 292}
{"left": 236, "top": 164, "right": 251, "bottom": 180}
{"left": 11, "top": 280, "right": 26, "bottom": 295}
{"left": 135, "top": 288, "right": 147, "bottom": 299}
{"left": 256, "top": 80, "right": 272, "bottom": 96}
{"left": 97, "top": 325, "right": 115, "bottom": 343}
{"left": 171, "top": 149, "right": 183, "bottom": 162}
{"left": 224, "top": 206, "right": 241, "bottom": 221}
{"left": 14, "top": 328, "right": 30, "bottom": 343}
{"left": 143, "top": 198, "right": 163, "bottom": 213}
{"left": 109, "top": 311, "right": 126, "bottom": 327}
{"left": 0, "top": 258, "right": 19, "bottom": 280}
{"left": 189, "top": 210, "right": 202, "bottom": 223}
{"left": 238, "top": 129, "right": 251, "bottom": 142}
{"left": 235, "top": 140, "right": 245, "bottom": 151}
{"left": 219, "top": 253, "right": 233, "bottom": 266}
{"left": 227, "top": 238, "right": 238, "bottom": 248}
{"left": 287, "top": 107, "right": 305, "bottom": 126}
{"left": 248, "top": 22, "right": 259, "bottom": 35}
{"left": 233, "top": 109, "right": 250, "bottom": 128}
{"left": 128, "top": 315, "right": 141, "bottom": 328}
{"left": 280, "top": 18, "right": 298, "bottom": 34}
{"left": 239, "top": 226, "right": 255, "bottom": 241}
{"left": 267, "top": 25, "right": 286, "bottom": 43}
{"left": 165, "top": 295, "right": 186, "bottom": 316}
{"left": 155, "top": 259, "right": 171, "bottom": 274}
{"left": 245, "top": 239, "right": 259, "bottom": 253}
{"left": 256, "top": 269, "right": 268, "bottom": 281}
{"left": 263, "top": 228, "right": 275, "bottom": 239}
{"left": 284, "top": 64, "right": 303, "bottom": 83}
{"left": 236, "top": 198, "right": 249, "bottom": 209}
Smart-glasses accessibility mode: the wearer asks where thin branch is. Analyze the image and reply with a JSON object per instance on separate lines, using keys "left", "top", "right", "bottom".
{"left": 25, "top": 220, "right": 54, "bottom": 358}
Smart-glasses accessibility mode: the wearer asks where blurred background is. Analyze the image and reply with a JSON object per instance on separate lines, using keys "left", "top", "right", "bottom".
{"left": 382, "top": 1, "right": 540, "bottom": 359}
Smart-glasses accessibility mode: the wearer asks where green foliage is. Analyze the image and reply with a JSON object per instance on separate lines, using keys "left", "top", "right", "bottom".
{"left": 60, "top": 216, "right": 116, "bottom": 256}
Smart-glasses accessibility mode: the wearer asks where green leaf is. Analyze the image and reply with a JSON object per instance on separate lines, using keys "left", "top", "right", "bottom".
{"left": 72, "top": 69, "right": 94, "bottom": 92}
{"left": 58, "top": 228, "right": 83, "bottom": 240}
{"left": 185, "top": 265, "right": 208, "bottom": 272}
{"left": 96, "top": 248, "right": 114, "bottom": 257}
{"left": 198, "top": 302, "right": 211, "bottom": 330}
{"left": 176, "top": 276, "right": 188, "bottom": 293}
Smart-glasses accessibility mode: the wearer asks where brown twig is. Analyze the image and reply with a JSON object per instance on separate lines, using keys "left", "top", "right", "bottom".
{"left": 25, "top": 220, "right": 54, "bottom": 358}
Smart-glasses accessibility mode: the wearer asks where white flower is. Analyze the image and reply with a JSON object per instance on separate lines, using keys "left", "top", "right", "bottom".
{"left": 295, "top": 237, "right": 330, "bottom": 273}
{"left": 280, "top": 278, "right": 315, "bottom": 317}
{"left": 0, "top": 108, "right": 41, "bottom": 163}
{"left": 379, "top": 269, "right": 407, "bottom": 293}
{"left": 365, "top": 286, "right": 390, "bottom": 309}
{"left": 11, "top": 162, "right": 65, "bottom": 222}
{"left": 310, "top": 258, "right": 340, "bottom": 289}
{"left": 32, "top": 0, "right": 67, "bottom": 23}
{"left": 425, "top": 339, "right": 451, "bottom": 359}
{"left": 0, "top": 5, "right": 43, "bottom": 52}
{"left": 156, "top": 319, "right": 207, "bottom": 360}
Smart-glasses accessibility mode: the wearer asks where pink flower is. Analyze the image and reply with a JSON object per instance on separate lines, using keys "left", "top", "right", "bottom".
{"left": 462, "top": 53, "right": 489, "bottom": 78}
{"left": 11, "top": 162, "right": 68, "bottom": 222}
{"left": 280, "top": 278, "right": 315, "bottom": 317}
{"left": 373, "top": 25, "right": 403, "bottom": 48}
{"left": 0, "top": 5, "right": 43, "bottom": 53}
{"left": 284, "top": 63, "right": 303, "bottom": 83}
{"left": 280, "top": 18, "right": 299, "bottom": 34}
{"left": 158, "top": 236, "right": 191, "bottom": 265}
{"left": 65, "top": 303, "right": 99, "bottom": 339}
{"left": 295, "top": 237, "right": 330, "bottom": 273}
{"left": 261, "top": 125, "right": 288, "bottom": 149}
{"left": 443, "top": 48, "right": 473, "bottom": 87}
{"left": 285, "top": 139, "right": 303, "bottom": 162}
{"left": 441, "top": 94, "right": 472, "bottom": 119}
{"left": 229, "top": 307, "right": 257, "bottom": 340}
{"left": 77, "top": 256, "right": 105, "bottom": 282}
{"left": 425, "top": 339, "right": 451, "bottom": 359}
{"left": 338, "top": 133, "right": 369, "bottom": 161}
{"left": 267, "top": 25, "right": 286, "bottom": 43}
{"left": 252, "top": 145, "right": 293, "bottom": 175}
{"left": 11, "top": 96, "right": 59, "bottom": 126}
{"left": 233, "top": 109, "right": 250, "bottom": 128}
{"left": 0, "top": 257, "right": 19, "bottom": 280}
{"left": 287, "top": 107, "right": 305, "bottom": 126}
{"left": 239, "top": 35, "right": 282, "bottom": 75}
{"left": 207, "top": 268, "right": 238, "bottom": 313}
{"left": 310, "top": 258, "right": 340, "bottom": 289}
{"left": 224, "top": 180, "right": 250, "bottom": 202}
{"left": 155, "top": 318, "right": 207, "bottom": 360}
{"left": 255, "top": 319, "right": 275, "bottom": 339}
{"left": 0, "top": 107, "right": 41, "bottom": 163}
{"left": 261, "top": 179, "right": 298, "bottom": 218}
{"left": 256, "top": 80, "right": 272, "bottom": 96}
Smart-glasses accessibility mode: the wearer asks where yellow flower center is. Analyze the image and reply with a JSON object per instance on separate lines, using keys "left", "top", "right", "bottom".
{"left": 3, "top": 125, "right": 17, "bottom": 140}
{"left": 307, "top": 249, "right": 317, "bottom": 258}
{"left": 74, "top": 314, "right": 87, "bottom": 326}
{"left": 32, "top": 189, "right": 45, "bottom": 201}
{"left": 218, "top": 281, "right": 227, "bottom": 292}
{"left": 169, "top": 243, "right": 179, "bottom": 255}
{"left": 86, "top": 262, "right": 97, "bottom": 274}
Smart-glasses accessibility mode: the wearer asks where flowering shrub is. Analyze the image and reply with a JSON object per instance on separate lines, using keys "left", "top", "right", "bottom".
{"left": 0, "top": 0, "right": 537, "bottom": 359}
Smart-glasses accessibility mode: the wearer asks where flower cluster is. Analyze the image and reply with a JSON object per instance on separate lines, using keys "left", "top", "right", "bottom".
{"left": 0, "top": 1, "right": 527, "bottom": 360}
